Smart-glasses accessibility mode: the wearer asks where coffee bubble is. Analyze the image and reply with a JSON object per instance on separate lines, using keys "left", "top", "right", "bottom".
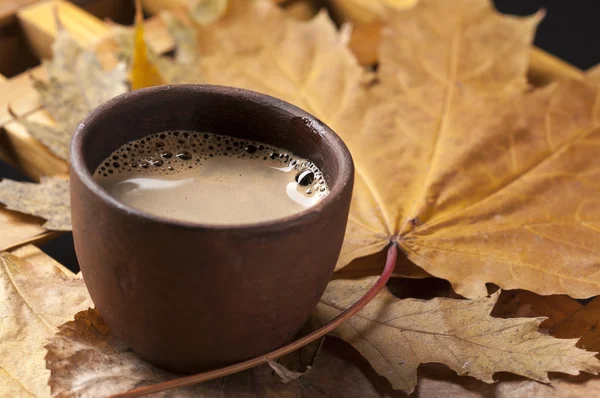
{"left": 93, "top": 130, "right": 330, "bottom": 203}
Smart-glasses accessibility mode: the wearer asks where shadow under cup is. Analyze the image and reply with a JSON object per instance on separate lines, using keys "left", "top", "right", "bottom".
{"left": 69, "top": 85, "right": 355, "bottom": 373}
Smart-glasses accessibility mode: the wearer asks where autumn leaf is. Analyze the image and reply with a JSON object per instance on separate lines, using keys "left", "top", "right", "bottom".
{"left": 491, "top": 289, "right": 583, "bottom": 331}
{"left": 315, "top": 277, "right": 600, "bottom": 393}
{"left": 46, "top": 309, "right": 395, "bottom": 397}
{"left": 0, "top": 177, "right": 71, "bottom": 231}
{"left": 337, "top": 2, "right": 600, "bottom": 298}
{"left": 17, "top": 0, "right": 598, "bottom": 297}
{"left": 138, "top": 0, "right": 600, "bottom": 298}
{"left": 24, "top": 18, "right": 127, "bottom": 161}
{"left": 0, "top": 251, "right": 92, "bottom": 397}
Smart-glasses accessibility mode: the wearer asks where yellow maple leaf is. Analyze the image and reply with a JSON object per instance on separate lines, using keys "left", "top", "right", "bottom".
{"left": 167, "top": 0, "right": 600, "bottom": 299}
{"left": 334, "top": 1, "right": 600, "bottom": 299}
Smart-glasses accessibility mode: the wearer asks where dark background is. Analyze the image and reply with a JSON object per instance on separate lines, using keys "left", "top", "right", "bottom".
{"left": 1, "top": 0, "right": 599, "bottom": 272}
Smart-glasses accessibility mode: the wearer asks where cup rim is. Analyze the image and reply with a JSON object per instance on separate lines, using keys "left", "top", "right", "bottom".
{"left": 70, "top": 84, "right": 354, "bottom": 232}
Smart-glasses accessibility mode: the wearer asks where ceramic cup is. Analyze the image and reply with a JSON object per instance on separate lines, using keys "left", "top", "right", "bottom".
{"left": 69, "top": 85, "right": 354, "bottom": 373}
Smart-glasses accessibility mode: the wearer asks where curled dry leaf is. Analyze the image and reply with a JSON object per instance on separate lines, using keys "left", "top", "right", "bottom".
{"left": 315, "top": 277, "right": 600, "bottom": 394}
{"left": 267, "top": 360, "right": 306, "bottom": 383}
{"left": 0, "top": 177, "right": 71, "bottom": 231}
{"left": 0, "top": 251, "right": 91, "bottom": 397}
{"left": 25, "top": 18, "right": 127, "bottom": 161}
{"left": 46, "top": 310, "right": 398, "bottom": 397}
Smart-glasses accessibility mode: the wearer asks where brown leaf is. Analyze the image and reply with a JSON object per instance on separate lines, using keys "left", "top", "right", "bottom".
{"left": 46, "top": 310, "right": 400, "bottom": 397}
{"left": 0, "top": 177, "right": 71, "bottom": 231}
{"left": 150, "top": 0, "right": 600, "bottom": 298}
{"left": 324, "top": 0, "right": 600, "bottom": 299}
{"left": 552, "top": 297, "right": 600, "bottom": 354}
{"left": 492, "top": 289, "right": 583, "bottom": 331}
{"left": 27, "top": 21, "right": 127, "bottom": 160}
{"left": 333, "top": 0, "right": 545, "bottom": 295}
{"left": 79, "top": 0, "right": 600, "bottom": 298}
{"left": 0, "top": 251, "right": 92, "bottom": 397}
{"left": 315, "top": 277, "right": 600, "bottom": 393}
{"left": 393, "top": 70, "right": 600, "bottom": 298}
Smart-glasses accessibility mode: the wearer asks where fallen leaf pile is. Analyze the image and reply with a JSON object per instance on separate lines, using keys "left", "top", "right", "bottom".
{"left": 2, "top": 0, "right": 600, "bottom": 396}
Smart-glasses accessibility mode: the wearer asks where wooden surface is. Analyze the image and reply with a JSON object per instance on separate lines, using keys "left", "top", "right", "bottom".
{"left": 0, "top": 0, "right": 37, "bottom": 27}
{"left": 18, "top": 0, "right": 110, "bottom": 60}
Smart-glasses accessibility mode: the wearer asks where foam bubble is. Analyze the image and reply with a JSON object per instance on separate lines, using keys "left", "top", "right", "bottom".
{"left": 93, "top": 130, "right": 330, "bottom": 200}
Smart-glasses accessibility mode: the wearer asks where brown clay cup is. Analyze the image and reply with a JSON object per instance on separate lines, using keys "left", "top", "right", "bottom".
{"left": 70, "top": 85, "right": 354, "bottom": 373}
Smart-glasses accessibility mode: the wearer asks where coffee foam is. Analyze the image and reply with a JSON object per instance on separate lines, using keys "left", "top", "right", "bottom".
{"left": 94, "top": 131, "right": 329, "bottom": 199}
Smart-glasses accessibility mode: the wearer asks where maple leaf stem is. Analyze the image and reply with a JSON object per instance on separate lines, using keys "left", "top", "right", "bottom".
{"left": 109, "top": 244, "right": 399, "bottom": 398}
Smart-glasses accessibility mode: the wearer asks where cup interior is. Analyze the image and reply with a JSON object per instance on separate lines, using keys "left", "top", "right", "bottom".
{"left": 73, "top": 85, "right": 350, "bottom": 205}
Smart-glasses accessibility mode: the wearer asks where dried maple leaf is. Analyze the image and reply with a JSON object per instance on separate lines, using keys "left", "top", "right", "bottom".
{"left": 0, "top": 177, "right": 71, "bottom": 231}
{"left": 315, "top": 277, "right": 600, "bottom": 393}
{"left": 142, "top": 0, "right": 600, "bottom": 298}
{"left": 46, "top": 310, "right": 395, "bottom": 397}
{"left": 25, "top": 17, "right": 127, "bottom": 160}
{"left": 0, "top": 251, "right": 92, "bottom": 397}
